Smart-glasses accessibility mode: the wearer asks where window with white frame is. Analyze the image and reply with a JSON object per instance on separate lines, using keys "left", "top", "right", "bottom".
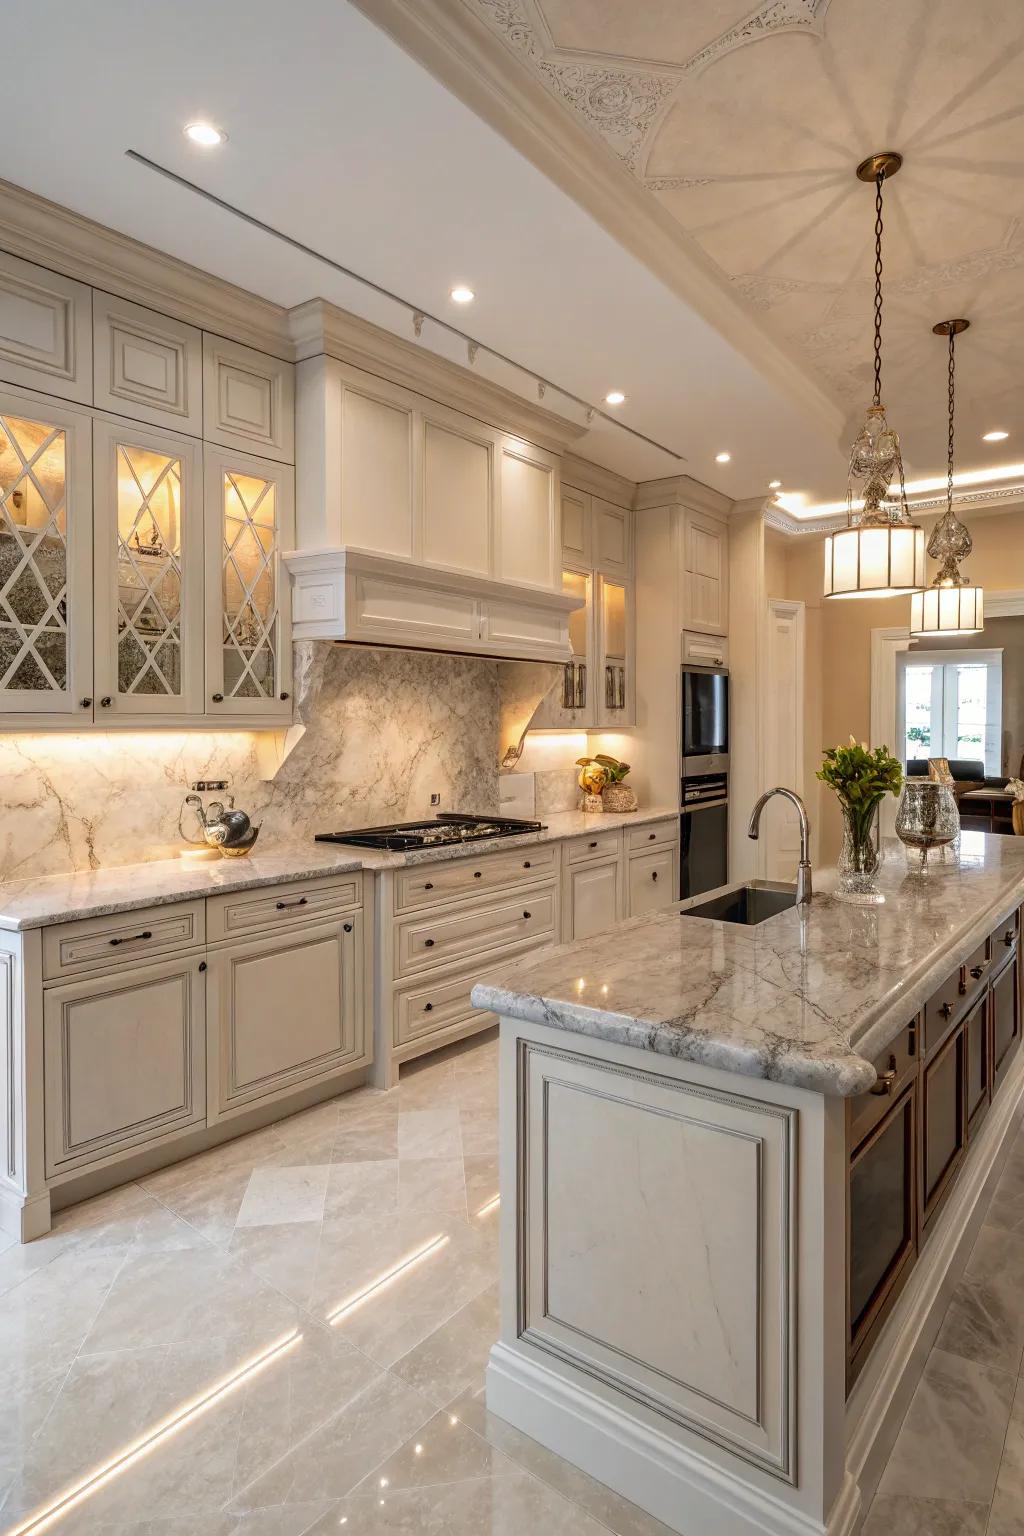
{"left": 897, "top": 649, "right": 1003, "bottom": 774}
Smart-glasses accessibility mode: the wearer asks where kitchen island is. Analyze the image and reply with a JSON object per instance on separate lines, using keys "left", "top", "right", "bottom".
{"left": 471, "top": 833, "right": 1024, "bottom": 1536}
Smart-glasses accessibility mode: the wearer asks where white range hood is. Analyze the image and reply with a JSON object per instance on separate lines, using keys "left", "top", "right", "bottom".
{"left": 283, "top": 303, "right": 585, "bottom": 663}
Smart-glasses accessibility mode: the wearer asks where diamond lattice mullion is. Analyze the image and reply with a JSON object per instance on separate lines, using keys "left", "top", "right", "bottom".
{"left": 0, "top": 508, "right": 66, "bottom": 608}
{"left": 2, "top": 420, "right": 66, "bottom": 516}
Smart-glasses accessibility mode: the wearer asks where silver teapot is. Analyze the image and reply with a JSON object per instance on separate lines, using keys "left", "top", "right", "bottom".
{"left": 182, "top": 793, "right": 262, "bottom": 858}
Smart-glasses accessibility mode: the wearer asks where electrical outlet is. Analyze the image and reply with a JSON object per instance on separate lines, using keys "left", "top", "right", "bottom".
{"left": 430, "top": 792, "right": 441, "bottom": 807}
{"left": 191, "top": 780, "right": 229, "bottom": 792}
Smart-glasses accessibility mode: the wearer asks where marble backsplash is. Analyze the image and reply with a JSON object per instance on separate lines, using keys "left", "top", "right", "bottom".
{"left": 0, "top": 646, "right": 504, "bottom": 879}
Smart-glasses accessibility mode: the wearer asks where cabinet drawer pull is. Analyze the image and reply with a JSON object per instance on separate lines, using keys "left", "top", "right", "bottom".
{"left": 576, "top": 662, "right": 587, "bottom": 709}
{"left": 80, "top": 697, "right": 92, "bottom": 708}
{"left": 99, "top": 696, "right": 112, "bottom": 708}
{"left": 280, "top": 691, "right": 290, "bottom": 701}
{"left": 940, "top": 1002, "right": 953, "bottom": 1019}
{"left": 276, "top": 897, "right": 308, "bottom": 910}
{"left": 424, "top": 881, "right": 434, "bottom": 891}
{"left": 970, "top": 964, "right": 985, "bottom": 979}
{"left": 523, "top": 860, "right": 531, "bottom": 869}
{"left": 648, "top": 832, "right": 656, "bottom": 840}
{"left": 343, "top": 922, "right": 353, "bottom": 933}
{"left": 589, "top": 840, "right": 598, "bottom": 849}
{"left": 651, "top": 870, "right": 658, "bottom": 881}
{"left": 211, "top": 693, "right": 224, "bottom": 703}
{"left": 870, "top": 1063, "right": 898, "bottom": 1096}
{"left": 198, "top": 961, "right": 207, "bottom": 973}
{"left": 523, "top": 910, "right": 531, "bottom": 919}
{"left": 473, "top": 870, "right": 482, "bottom": 879}
{"left": 959, "top": 968, "right": 968, "bottom": 995}
{"left": 109, "top": 929, "right": 152, "bottom": 947}
{"left": 423, "top": 1002, "right": 434, "bottom": 1012}
{"left": 1004, "top": 931, "right": 1015, "bottom": 947}
{"left": 424, "top": 938, "right": 435, "bottom": 947}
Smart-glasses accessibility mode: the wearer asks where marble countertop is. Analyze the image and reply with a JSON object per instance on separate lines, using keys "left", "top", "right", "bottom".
{"left": 0, "top": 806, "right": 678, "bottom": 930}
{"left": 471, "top": 832, "right": 1024, "bottom": 1098}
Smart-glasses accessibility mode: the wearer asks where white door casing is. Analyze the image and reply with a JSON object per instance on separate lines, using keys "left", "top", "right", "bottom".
{"left": 761, "top": 598, "right": 805, "bottom": 882}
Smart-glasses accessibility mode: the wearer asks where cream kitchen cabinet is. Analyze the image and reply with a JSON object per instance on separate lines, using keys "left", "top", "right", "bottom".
{"left": 597, "top": 574, "right": 635, "bottom": 727}
{"left": 206, "top": 913, "right": 368, "bottom": 1123}
{"left": 203, "top": 444, "right": 294, "bottom": 722}
{"left": 593, "top": 498, "right": 632, "bottom": 578}
{"left": 93, "top": 292, "right": 203, "bottom": 437}
{"left": 92, "top": 416, "right": 205, "bottom": 720}
{"left": 682, "top": 507, "right": 729, "bottom": 638}
{"left": 43, "top": 950, "right": 207, "bottom": 1177}
{"left": 526, "top": 566, "right": 594, "bottom": 729}
{"left": 626, "top": 819, "right": 680, "bottom": 917}
{"left": 563, "top": 854, "right": 622, "bottom": 942}
{"left": 0, "top": 386, "right": 94, "bottom": 722}
{"left": 202, "top": 334, "right": 295, "bottom": 464}
{"left": 0, "top": 250, "right": 93, "bottom": 405}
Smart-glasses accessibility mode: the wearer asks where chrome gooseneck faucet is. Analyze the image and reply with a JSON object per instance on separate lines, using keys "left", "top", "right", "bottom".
{"left": 747, "top": 788, "right": 813, "bottom": 906}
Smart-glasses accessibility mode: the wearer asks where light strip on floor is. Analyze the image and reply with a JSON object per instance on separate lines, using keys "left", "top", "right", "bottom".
{"left": 475, "top": 1194, "right": 501, "bottom": 1218}
{"left": 326, "top": 1235, "right": 449, "bottom": 1325}
{"left": 6, "top": 1330, "right": 302, "bottom": 1536}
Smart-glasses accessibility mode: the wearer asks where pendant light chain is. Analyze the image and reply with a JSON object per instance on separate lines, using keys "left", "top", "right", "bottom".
{"left": 947, "top": 328, "right": 956, "bottom": 518}
{"left": 872, "top": 171, "right": 885, "bottom": 407}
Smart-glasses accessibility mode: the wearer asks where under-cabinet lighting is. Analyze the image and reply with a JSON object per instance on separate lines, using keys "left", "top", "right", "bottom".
{"left": 184, "top": 121, "right": 226, "bottom": 147}
{"left": 326, "top": 1234, "right": 449, "bottom": 1324}
{"left": 449, "top": 285, "right": 475, "bottom": 304}
{"left": 604, "top": 391, "right": 626, "bottom": 406}
{"left": 7, "top": 1331, "right": 300, "bottom": 1536}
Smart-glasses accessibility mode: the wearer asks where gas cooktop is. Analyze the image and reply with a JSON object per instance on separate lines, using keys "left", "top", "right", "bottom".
{"left": 315, "top": 812, "right": 546, "bottom": 852}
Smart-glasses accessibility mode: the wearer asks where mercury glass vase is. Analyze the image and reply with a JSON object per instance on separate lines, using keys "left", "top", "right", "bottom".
{"left": 836, "top": 801, "right": 885, "bottom": 905}
{"left": 895, "top": 780, "right": 960, "bottom": 871}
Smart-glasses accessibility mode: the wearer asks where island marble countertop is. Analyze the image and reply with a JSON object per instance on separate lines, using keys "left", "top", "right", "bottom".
{"left": 471, "top": 832, "right": 1024, "bottom": 1098}
{"left": 0, "top": 806, "right": 678, "bottom": 930}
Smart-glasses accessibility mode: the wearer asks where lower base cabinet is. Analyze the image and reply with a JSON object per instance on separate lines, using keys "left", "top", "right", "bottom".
{"left": 207, "top": 915, "right": 368, "bottom": 1122}
{"left": 563, "top": 858, "right": 621, "bottom": 941}
{"left": 965, "top": 992, "right": 990, "bottom": 1136}
{"left": 922, "top": 1018, "right": 967, "bottom": 1226}
{"left": 43, "top": 953, "right": 206, "bottom": 1177}
{"left": 627, "top": 845, "right": 675, "bottom": 919}
{"left": 847, "top": 1080, "right": 917, "bottom": 1386}
{"left": 992, "top": 952, "right": 1021, "bottom": 1096}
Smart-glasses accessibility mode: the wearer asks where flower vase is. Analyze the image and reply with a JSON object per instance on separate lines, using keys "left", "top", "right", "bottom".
{"left": 837, "top": 801, "right": 885, "bottom": 905}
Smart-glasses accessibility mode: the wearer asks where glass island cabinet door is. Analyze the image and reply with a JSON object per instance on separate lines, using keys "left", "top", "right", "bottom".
{"left": 0, "top": 395, "right": 93, "bottom": 717}
{"left": 93, "top": 419, "right": 203, "bottom": 718}
{"left": 204, "top": 445, "right": 293, "bottom": 721}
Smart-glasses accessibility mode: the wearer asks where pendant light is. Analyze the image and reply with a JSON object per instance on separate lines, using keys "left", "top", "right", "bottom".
{"left": 824, "top": 153, "right": 926, "bottom": 600}
{"left": 909, "top": 319, "right": 984, "bottom": 636}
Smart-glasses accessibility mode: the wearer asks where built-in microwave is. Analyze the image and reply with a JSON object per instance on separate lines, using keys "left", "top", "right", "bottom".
{"left": 682, "top": 664, "right": 729, "bottom": 777}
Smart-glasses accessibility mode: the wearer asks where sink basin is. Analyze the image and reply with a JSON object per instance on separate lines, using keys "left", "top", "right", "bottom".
{"left": 680, "top": 881, "right": 798, "bottom": 926}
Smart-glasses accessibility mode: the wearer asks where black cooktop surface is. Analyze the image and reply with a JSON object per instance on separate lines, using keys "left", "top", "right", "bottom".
{"left": 315, "top": 812, "right": 546, "bottom": 852}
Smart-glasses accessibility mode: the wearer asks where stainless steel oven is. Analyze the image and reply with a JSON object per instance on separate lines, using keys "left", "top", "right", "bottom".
{"left": 682, "top": 664, "right": 729, "bottom": 777}
{"left": 680, "top": 772, "right": 728, "bottom": 900}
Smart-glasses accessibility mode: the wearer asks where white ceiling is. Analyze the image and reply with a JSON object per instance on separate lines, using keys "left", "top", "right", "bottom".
{"left": 0, "top": 0, "right": 850, "bottom": 501}
{"left": 451, "top": 0, "right": 1024, "bottom": 504}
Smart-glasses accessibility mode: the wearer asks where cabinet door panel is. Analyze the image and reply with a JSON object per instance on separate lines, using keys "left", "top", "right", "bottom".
{"left": 422, "top": 417, "right": 491, "bottom": 576}
{"left": 683, "top": 510, "right": 728, "bottom": 637}
{"left": 560, "top": 487, "right": 590, "bottom": 565}
{"left": 627, "top": 847, "right": 676, "bottom": 919}
{"left": 209, "top": 916, "right": 366, "bottom": 1120}
{"left": 529, "top": 567, "right": 593, "bottom": 728}
{"left": 0, "top": 251, "right": 92, "bottom": 403}
{"left": 93, "top": 294, "right": 202, "bottom": 435}
{"left": 93, "top": 418, "right": 203, "bottom": 717}
{"left": 596, "top": 575, "right": 634, "bottom": 727}
{"left": 922, "top": 1021, "right": 966, "bottom": 1225}
{"left": 340, "top": 385, "right": 414, "bottom": 558}
{"left": 44, "top": 955, "right": 205, "bottom": 1174}
{"left": 0, "top": 389, "right": 93, "bottom": 717}
{"left": 497, "top": 441, "right": 557, "bottom": 590}
{"left": 965, "top": 993, "right": 989, "bottom": 1134}
{"left": 204, "top": 446, "right": 293, "bottom": 721}
{"left": 992, "top": 952, "right": 1020, "bottom": 1096}
{"left": 593, "top": 499, "right": 631, "bottom": 577}
{"left": 202, "top": 335, "right": 294, "bottom": 463}
{"left": 565, "top": 860, "right": 620, "bottom": 942}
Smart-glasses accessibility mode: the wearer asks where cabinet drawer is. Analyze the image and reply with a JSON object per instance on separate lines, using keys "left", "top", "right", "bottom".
{"left": 627, "top": 847, "right": 676, "bottom": 920}
{"left": 43, "top": 901, "right": 205, "bottom": 982}
{"left": 206, "top": 874, "right": 362, "bottom": 942}
{"left": 848, "top": 1019, "right": 919, "bottom": 1153}
{"left": 682, "top": 631, "right": 728, "bottom": 668}
{"left": 44, "top": 953, "right": 206, "bottom": 1176}
{"left": 395, "top": 844, "right": 557, "bottom": 912}
{"left": 395, "top": 889, "right": 557, "bottom": 978}
{"left": 565, "top": 830, "right": 621, "bottom": 864}
{"left": 627, "top": 820, "right": 678, "bottom": 856}
{"left": 394, "top": 964, "right": 494, "bottom": 1048}
{"left": 923, "top": 966, "right": 965, "bottom": 1052}
{"left": 990, "top": 910, "right": 1020, "bottom": 976}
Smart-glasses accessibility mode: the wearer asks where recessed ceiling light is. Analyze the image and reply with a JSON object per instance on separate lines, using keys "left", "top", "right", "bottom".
{"left": 983, "top": 429, "right": 1009, "bottom": 442}
{"left": 769, "top": 479, "right": 782, "bottom": 490}
{"left": 715, "top": 452, "right": 731, "bottom": 464}
{"left": 184, "top": 121, "right": 226, "bottom": 147}
{"left": 604, "top": 391, "right": 626, "bottom": 406}
{"left": 449, "top": 285, "right": 475, "bottom": 304}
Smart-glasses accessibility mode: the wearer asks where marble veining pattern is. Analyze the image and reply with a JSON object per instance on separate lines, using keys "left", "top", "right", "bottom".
{"left": 0, "top": 806, "right": 677, "bottom": 930}
{"left": 472, "top": 836, "right": 1024, "bottom": 1097}
{"left": 1, "top": 1030, "right": 1023, "bottom": 1535}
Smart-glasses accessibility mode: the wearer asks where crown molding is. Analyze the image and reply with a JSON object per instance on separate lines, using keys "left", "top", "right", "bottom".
{"left": 289, "top": 299, "right": 587, "bottom": 453}
{"left": 765, "top": 482, "right": 1024, "bottom": 537}
{"left": 0, "top": 177, "right": 292, "bottom": 357}
{"left": 634, "top": 473, "right": 732, "bottom": 518}
{"left": 349, "top": 0, "right": 847, "bottom": 448}
{"left": 561, "top": 453, "right": 637, "bottom": 508}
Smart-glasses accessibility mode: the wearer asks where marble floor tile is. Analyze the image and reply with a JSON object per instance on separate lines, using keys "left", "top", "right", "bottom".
{"left": 332, "top": 1104, "right": 401, "bottom": 1163}
{"left": 877, "top": 1348, "right": 1015, "bottom": 1504}
{"left": 324, "top": 1159, "right": 399, "bottom": 1222}
{"left": 859, "top": 1494, "right": 988, "bottom": 1535}
{"left": 988, "top": 1373, "right": 1024, "bottom": 1535}
{"left": 463, "top": 1154, "right": 500, "bottom": 1217}
{"left": 398, "top": 1157, "right": 467, "bottom": 1217}
{"left": 236, "top": 1166, "right": 331, "bottom": 1228}
{"left": 390, "top": 1284, "right": 499, "bottom": 1408}
{"left": 397, "top": 1107, "right": 463, "bottom": 1160}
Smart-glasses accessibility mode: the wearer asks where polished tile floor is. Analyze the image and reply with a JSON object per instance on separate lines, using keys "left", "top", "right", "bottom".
{"left": 0, "top": 1029, "right": 1022, "bottom": 1536}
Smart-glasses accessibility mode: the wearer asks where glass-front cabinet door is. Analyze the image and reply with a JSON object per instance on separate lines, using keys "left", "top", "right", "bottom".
{"left": 93, "top": 419, "right": 202, "bottom": 718}
{"left": 0, "top": 391, "right": 93, "bottom": 718}
{"left": 204, "top": 445, "right": 294, "bottom": 721}
{"left": 596, "top": 574, "right": 634, "bottom": 728}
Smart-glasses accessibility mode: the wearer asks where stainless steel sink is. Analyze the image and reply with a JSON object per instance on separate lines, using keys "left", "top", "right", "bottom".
{"left": 680, "top": 881, "right": 797, "bottom": 926}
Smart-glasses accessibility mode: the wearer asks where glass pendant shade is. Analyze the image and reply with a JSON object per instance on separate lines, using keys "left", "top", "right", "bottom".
{"left": 909, "top": 582, "right": 983, "bottom": 636}
{"left": 824, "top": 521, "right": 926, "bottom": 599}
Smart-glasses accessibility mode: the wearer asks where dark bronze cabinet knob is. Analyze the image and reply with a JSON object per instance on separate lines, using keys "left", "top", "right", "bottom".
{"left": 280, "top": 691, "right": 290, "bottom": 701}
{"left": 211, "top": 693, "right": 224, "bottom": 703}
{"left": 523, "top": 860, "right": 531, "bottom": 869}
{"left": 589, "top": 840, "right": 598, "bottom": 848}
{"left": 651, "top": 870, "right": 658, "bottom": 881}
{"left": 970, "top": 964, "right": 984, "bottom": 979}
{"left": 940, "top": 1002, "right": 953, "bottom": 1018}
{"left": 343, "top": 922, "right": 353, "bottom": 933}
{"left": 423, "top": 1002, "right": 434, "bottom": 1012}
{"left": 523, "top": 910, "right": 531, "bottom": 919}
{"left": 99, "top": 696, "right": 112, "bottom": 707}
{"left": 424, "top": 938, "right": 435, "bottom": 947}
{"left": 473, "top": 871, "right": 482, "bottom": 879}
{"left": 424, "top": 881, "right": 434, "bottom": 891}
{"left": 198, "top": 961, "right": 207, "bottom": 973}
{"left": 80, "top": 697, "right": 92, "bottom": 707}
{"left": 1005, "top": 932, "right": 1014, "bottom": 947}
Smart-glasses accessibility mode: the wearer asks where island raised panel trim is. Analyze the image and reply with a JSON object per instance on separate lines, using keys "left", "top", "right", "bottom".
{"left": 515, "top": 1040, "right": 797, "bottom": 1482}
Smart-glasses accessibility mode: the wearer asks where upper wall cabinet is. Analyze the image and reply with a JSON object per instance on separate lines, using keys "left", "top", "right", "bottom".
{"left": 0, "top": 252, "right": 93, "bottom": 405}
{"left": 561, "top": 486, "right": 591, "bottom": 566}
{"left": 593, "top": 497, "right": 632, "bottom": 578}
{"left": 496, "top": 437, "right": 559, "bottom": 591}
{"left": 682, "top": 508, "right": 729, "bottom": 637}
{"left": 93, "top": 293, "right": 203, "bottom": 436}
{"left": 0, "top": 386, "right": 94, "bottom": 719}
{"left": 202, "top": 335, "right": 294, "bottom": 464}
